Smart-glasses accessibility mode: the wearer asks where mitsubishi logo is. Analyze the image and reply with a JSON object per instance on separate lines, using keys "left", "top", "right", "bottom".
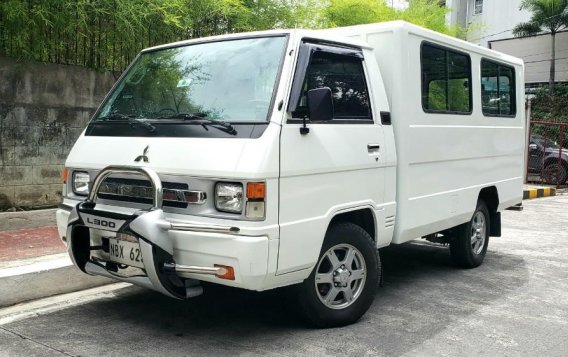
{"left": 134, "top": 145, "right": 150, "bottom": 163}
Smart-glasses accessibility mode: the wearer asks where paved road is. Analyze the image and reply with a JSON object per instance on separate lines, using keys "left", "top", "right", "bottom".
{"left": 1, "top": 196, "right": 567, "bottom": 356}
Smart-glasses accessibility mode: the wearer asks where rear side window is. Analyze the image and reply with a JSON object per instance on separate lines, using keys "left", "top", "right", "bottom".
{"left": 421, "top": 43, "right": 472, "bottom": 114}
{"left": 481, "top": 59, "right": 516, "bottom": 116}
{"left": 292, "top": 51, "right": 371, "bottom": 120}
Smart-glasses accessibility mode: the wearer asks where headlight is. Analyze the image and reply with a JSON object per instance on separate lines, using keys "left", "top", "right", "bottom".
{"left": 215, "top": 182, "right": 243, "bottom": 213}
{"left": 72, "top": 171, "right": 90, "bottom": 195}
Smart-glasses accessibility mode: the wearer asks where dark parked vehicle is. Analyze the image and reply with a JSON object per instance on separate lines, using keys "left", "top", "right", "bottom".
{"left": 528, "top": 134, "right": 568, "bottom": 185}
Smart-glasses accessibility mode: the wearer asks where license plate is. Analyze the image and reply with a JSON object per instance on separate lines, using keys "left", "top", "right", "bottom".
{"left": 108, "top": 237, "right": 144, "bottom": 269}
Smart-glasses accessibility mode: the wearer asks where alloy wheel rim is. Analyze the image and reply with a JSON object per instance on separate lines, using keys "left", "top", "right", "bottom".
{"left": 470, "top": 211, "right": 486, "bottom": 255}
{"left": 314, "top": 244, "right": 367, "bottom": 310}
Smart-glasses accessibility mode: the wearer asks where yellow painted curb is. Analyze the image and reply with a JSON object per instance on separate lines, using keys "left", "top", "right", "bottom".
{"left": 523, "top": 187, "right": 557, "bottom": 200}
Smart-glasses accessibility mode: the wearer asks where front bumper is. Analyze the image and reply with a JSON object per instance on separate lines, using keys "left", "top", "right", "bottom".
{"left": 60, "top": 166, "right": 270, "bottom": 298}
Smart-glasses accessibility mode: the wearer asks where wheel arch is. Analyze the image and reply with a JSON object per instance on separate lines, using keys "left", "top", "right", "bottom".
{"left": 478, "top": 186, "right": 501, "bottom": 237}
{"left": 329, "top": 208, "right": 376, "bottom": 243}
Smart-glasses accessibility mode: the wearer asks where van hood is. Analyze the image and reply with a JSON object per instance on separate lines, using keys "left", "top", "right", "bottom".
{"left": 65, "top": 123, "right": 281, "bottom": 179}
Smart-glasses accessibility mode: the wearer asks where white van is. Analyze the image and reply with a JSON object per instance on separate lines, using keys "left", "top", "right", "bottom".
{"left": 57, "top": 21, "right": 525, "bottom": 327}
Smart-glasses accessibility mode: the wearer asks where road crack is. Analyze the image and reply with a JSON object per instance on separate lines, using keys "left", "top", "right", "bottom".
{"left": 0, "top": 325, "right": 75, "bottom": 356}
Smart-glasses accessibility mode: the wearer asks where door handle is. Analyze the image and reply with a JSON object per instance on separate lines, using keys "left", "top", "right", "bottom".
{"left": 367, "top": 144, "right": 380, "bottom": 153}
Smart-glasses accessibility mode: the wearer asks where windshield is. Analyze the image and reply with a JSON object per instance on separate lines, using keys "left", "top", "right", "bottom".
{"left": 95, "top": 36, "right": 287, "bottom": 123}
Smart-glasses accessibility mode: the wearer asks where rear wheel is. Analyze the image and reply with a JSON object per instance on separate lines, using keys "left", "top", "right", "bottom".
{"left": 542, "top": 162, "right": 568, "bottom": 185}
{"left": 450, "top": 200, "right": 490, "bottom": 269}
{"left": 297, "top": 223, "right": 380, "bottom": 328}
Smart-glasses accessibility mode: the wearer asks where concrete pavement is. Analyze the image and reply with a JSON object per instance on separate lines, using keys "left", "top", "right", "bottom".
{"left": 0, "top": 226, "right": 64, "bottom": 262}
{"left": 0, "top": 208, "right": 57, "bottom": 231}
{"left": 0, "top": 208, "right": 64, "bottom": 263}
{"left": 0, "top": 195, "right": 566, "bottom": 356}
{"left": 0, "top": 208, "right": 110, "bottom": 307}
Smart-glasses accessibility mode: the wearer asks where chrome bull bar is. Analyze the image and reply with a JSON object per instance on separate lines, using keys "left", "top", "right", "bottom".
{"left": 66, "top": 165, "right": 237, "bottom": 299}
{"left": 86, "top": 165, "right": 164, "bottom": 209}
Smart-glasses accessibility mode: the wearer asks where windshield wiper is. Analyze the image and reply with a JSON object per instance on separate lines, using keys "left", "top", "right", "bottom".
{"left": 158, "top": 112, "right": 209, "bottom": 120}
{"left": 158, "top": 112, "right": 237, "bottom": 136}
{"left": 98, "top": 113, "right": 156, "bottom": 133}
{"left": 98, "top": 113, "right": 136, "bottom": 121}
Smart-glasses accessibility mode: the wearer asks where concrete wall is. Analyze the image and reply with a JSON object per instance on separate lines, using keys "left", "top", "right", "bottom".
{"left": 445, "top": 0, "right": 469, "bottom": 29}
{"left": 0, "top": 56, "right": 116, "bottom": 210}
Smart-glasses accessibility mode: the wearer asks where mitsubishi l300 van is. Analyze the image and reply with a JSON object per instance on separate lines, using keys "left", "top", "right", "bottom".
{"left": 57, "top": 21, "right": 525, "bottom": 327}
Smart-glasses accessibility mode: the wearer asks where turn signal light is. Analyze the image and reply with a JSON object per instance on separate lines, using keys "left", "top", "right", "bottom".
{"left": 215, "top": 264, "right": 235, "bottom": 280}
{"left": 61, "top": 168, "right": 68, "bottom": 183}
{"left": 246, "top": 182, "right": 265, "bottom": 199}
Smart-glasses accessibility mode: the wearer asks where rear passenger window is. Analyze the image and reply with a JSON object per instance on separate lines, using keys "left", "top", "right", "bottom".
{"left": 481, "top": 60, "right": 516, "bottom": 116}
{"left": 421, "top": 43, "right": 472, "bottom": 114}
{"left": 293, "top": 51, "right": 371, "bottom": 120}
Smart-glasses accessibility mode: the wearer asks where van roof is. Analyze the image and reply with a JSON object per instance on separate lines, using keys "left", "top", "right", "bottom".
{"left": 142, "top": 29, "right": 294, "bottom": 52}
{"left": 142, "top": 21, "right": 523, "bottom": 66}
{"left": 142, "top": 28, "right": 371, "bottom": 53}
{"left": 318, "top": 20, "right": 524, "bottom": 66}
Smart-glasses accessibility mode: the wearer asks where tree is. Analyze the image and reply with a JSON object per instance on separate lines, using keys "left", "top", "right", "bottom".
{"left": 323, "top": 0, "right": 457, "bottom": 36}
{"left": 0, "top": 0, "right": 460, "bottom": 71}
{"left": 0, "top": 0, "right": 316, "bottom": 71}
{"left": 324, "top": 0, "right": 396, "bottom": 27}
{"left": 513, "top": 0, "right": 568, "bottom": 92}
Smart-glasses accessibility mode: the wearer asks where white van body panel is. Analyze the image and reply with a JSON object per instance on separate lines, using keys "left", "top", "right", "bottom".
{"left": 321, "top": 21, "right": 525, "bottom": 244}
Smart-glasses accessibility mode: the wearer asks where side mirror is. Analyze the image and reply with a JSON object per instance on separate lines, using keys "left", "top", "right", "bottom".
{"left": 307, "top": 87, "right": 334, "bottom": 122}
{"left": 529, "top": 143, "right": 538, "bottom": 151}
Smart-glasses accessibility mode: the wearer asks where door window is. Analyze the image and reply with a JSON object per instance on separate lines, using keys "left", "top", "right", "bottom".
{"left": 292, "top": 50, "right": 372, "bottom": 121}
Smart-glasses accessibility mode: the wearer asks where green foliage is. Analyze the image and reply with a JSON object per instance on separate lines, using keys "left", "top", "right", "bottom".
{"left": 324, "top": 0, "right": 395, "bottom": 27}
{"left": 531, "top": 84, "right": 568, "bottom": 122}
{"left": 323, "top": 0, "right": 457, "bottom": 36}
{"left": 0, "top": 0, "right": 317, "bottom": 71}
{"left": 398, "top": 0, "right": 454, "bottom": 35}
{"left": 514, "top": 0, "right": 568, "bottom": 36}
{"left": 425, "top": 79, "right": 470, "bottom": 112}
{"left": 0, "top": 0, "right": 460, "bottom": 71}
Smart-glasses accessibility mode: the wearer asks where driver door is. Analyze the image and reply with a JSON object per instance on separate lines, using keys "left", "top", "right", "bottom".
{"left": 277, "top": 42, "right": 386, "bottom": 275}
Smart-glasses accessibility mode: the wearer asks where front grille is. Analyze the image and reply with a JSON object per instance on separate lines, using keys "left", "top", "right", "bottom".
{"left": 98, "top": 177, "right": 190, "bottom": 208}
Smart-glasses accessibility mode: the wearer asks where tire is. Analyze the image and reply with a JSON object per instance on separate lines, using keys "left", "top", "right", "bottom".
{"left": 542, "top": 162, "right": 568, "bottom": 185}
{"left": 297, "top": 222, "right": 381, "bottom": 328}
{"left": 450, "top": 200, "right": 490, "bottom": 269}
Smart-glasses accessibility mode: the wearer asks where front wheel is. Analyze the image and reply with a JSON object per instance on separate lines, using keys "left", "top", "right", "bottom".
{"left": 450, "top": 200, "right": 490, "bottom": 268}
{"left": 297, "top": 223, "right": 381, "bottom": 328}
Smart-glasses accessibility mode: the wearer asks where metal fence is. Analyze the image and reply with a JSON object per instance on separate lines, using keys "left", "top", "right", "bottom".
{"left": 526, "top": 120, "right": 568, "bottom": 188}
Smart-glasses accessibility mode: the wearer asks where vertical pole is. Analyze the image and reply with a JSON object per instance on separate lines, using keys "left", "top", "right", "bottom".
{"left": 557, "top": 124, "right": 564, "bottom": 189}
{"left": 524, "top": 98, "right": 531, "bottom": 184}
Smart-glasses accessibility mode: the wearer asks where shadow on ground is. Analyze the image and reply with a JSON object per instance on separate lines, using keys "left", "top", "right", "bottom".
{"left": 2, "top": 241, "right": 529, "bottom": 356}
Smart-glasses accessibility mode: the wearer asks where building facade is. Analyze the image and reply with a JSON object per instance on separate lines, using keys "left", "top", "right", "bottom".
{"left": 489, "top": 31, "right": 568, "bottom": 87}
{"left": 444, "top": 0, "right": 567, "bottom": 86}
{"left": 445, "top": 0, "right": 531, "bottom": 47}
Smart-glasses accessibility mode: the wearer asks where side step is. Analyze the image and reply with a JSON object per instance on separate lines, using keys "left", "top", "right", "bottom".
{"left": 506, "top": 203, "right": 523, "bottom": 211}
